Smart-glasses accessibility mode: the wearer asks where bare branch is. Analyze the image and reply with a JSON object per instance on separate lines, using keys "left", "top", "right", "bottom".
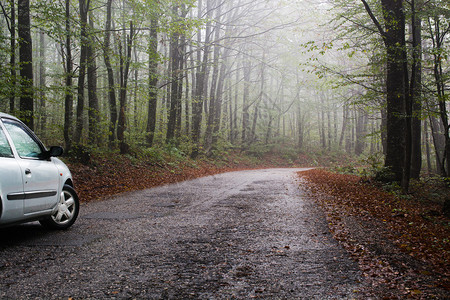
{"left": 360, "top": 0, "right": 386, "bottom": 39}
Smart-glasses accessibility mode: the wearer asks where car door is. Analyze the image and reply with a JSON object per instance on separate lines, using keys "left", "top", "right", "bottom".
{"left": 2, "top": 118, "right": 60, "bottom": 215}
{"left": 0, "top": 123, "right": 24, "bottom": 222}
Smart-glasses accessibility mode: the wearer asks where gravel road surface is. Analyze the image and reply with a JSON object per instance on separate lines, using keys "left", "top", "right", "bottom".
{"left": 0, "top": 168, "right": 363, "bottom": 299}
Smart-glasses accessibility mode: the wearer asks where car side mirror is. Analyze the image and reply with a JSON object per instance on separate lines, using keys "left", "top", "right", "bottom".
{"left": 49, "top": 146, "right": 64, "bottom": 157}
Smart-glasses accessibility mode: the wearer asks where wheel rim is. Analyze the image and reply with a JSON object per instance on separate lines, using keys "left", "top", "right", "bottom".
{"left": 51, "top": 190, "right": 76, "bottom": 225}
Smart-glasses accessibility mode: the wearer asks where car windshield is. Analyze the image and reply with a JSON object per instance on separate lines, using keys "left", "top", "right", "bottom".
{"left": 3, "top": 119, "right": 43, "bottom": 158}
{"left": 0, "top": 125, "right": 13, "bottom": 158}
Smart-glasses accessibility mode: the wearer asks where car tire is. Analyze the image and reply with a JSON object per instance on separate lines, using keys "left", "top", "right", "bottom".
{"left": 40, "top": 184, "right": 79, "bottom": 230}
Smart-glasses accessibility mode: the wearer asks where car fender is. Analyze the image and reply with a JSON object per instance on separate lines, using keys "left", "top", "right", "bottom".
{"left": 52, "top": 157, "right": 73, "bottom": 192}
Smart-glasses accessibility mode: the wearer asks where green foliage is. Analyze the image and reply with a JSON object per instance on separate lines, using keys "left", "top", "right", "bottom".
{"left": 332, "top": 165, "right": 357, "bottom": 175}
{"left": 67, "top": 144, "right": 92, "bottom": 165}
{"left": 374, "top": 166, "right": 397, "bottom": 183}
{"left": 381, "top": 181, "right": 414, "bottom": 200}
{"left": 134, "top": 146, "right": 167, "bottom": 165}
{"left": 359, "top": 152, "right": 384, "bottom": 177}
{"left": 331, "top": 152, "right": 385, "bottom": 177}
{"left": 208, "top": 138, "right": 234, "bottom": 158}
{"left": 164, "top": 143, "right": 188, "bottom": 161}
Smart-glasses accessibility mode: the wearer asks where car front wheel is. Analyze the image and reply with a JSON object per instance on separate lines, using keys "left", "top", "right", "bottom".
{"left": 40, "top": 184, "right": 79, "bottom": 229}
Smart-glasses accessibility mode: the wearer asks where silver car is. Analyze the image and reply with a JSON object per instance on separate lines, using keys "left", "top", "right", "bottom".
{"left": 0, "top": 112, "right": 79, "bottom": 229}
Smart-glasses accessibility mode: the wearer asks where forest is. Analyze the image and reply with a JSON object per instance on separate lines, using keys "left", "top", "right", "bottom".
{"left": 0, "top": 0, "right": 449, "bottom": 192}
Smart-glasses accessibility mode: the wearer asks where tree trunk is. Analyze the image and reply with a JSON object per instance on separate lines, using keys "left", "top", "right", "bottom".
{"left": 133, "top": 46, "right": 139, "bottom": 128}
{"left": 320, "top": 96, "right": 326, "bottom": 149}
{"left": 384, "top": 0, "right": 407, "bottom": 182}
{"left": 424, "top": 120, "right": 432, "bottom": 174}
{"left": 297, "top": 104, "right": 303, "bottom": 149}
{"left": 38, "top": 30, "right": 46, "bottom": 135}
{"left": 382, "top": 0, "right": 407, "bottom": 181}
{"left": 103, "top": 0, "right": 117, "bottom": 148}
{"left": 410, "top": 0, "right": 423, "bottom": 179}
{"left": 380, "top": 106, "right": 387, "bottom": 155}
{"left": 146, "top": 17, "right": 158, "bottom": 147}
{"left": 339, "top": 104, "right": 348, "bottom": 147}
{"left": 184, "top": 48, "right": 190, "bottom": 137}
{"left": 355, "top": 108, "right": 368, "bottom": 155}
{"left": 241, "top": 60, "right": 251, "bottom": 144}
{"left": 9, "top": 0, "right": 16, "bottom": 112}
{"left": 117, "top": 21, "right": 134, "bottom": 154}
{"left": 430, "top": 16, "right": 450, "bottom": 176}
{"left": 166, "top": 26, "right": 180, "bottom": 142}
{"left": 63, "top": 0, "right": 73, "bottom": 150}
{"left": 18, "top": 0, "right": 33, "bottom": 129}
{"left": 87, "top": 14, "right": 99, "bottom": 146}
{"left": 176, "top": 33, "right": 185, "bottom": 137}
{"left": 233, "top": 59, "right": 240, "bottom": 143}
{"left": 250, "top": 104, "right": 259, "bottom": 144}
{"left": 191, "top": 0, "right": 212, "bottom": 157}
{"left": 212, "top": 49, "right": 229, "bottom": 147}
{"left": 204, "top": 4, "right": 222, "bottom": 153}
{"left": 74, "top": 0, "right": 90, "bottom": 144}
{"left": 429, "top": 115, "right": 445, "bottom": 175}
{"left": 361, "top": 0, "right": 407, "bottom": 181}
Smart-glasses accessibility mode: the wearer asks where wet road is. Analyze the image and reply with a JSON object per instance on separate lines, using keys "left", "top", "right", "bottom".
{"left": 0, "top": 168, "right": 363, "bottom": 299}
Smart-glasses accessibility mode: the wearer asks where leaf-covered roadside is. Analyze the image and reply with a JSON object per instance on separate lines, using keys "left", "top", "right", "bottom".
{"left": 66, "top": 149, "right": 318, "bottom": 203}
{"left": 68, "top": 156, "right": 247, "bottom": 203}
{"left": 298, "top": 169, "right": 450, "bottom": 299}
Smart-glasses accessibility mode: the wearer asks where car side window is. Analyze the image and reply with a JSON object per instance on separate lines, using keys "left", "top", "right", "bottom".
{"left": 3, "top": 119, "right": 44, "bottom": 159}
{"left": 0, "top": 125, "right": 13, "bottom": 158}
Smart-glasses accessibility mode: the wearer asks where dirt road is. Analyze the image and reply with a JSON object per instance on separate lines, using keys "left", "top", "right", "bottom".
{"left": 0, "top": 168, "right": 363, "bottom": 299}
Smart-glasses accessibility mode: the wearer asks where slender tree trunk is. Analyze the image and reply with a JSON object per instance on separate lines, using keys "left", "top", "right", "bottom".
{"left": 355, "top": 109, "right": 368, "bottom": 155}
{"left": 212, "top": 50, "right": 229, "bottom": 147}
{"left": 339, "top": 104, "right": 348, "bottom": 147}
{"left": 9, "top": 0, "right": 16, "bottom": 112}
{"left": 146, "top": 17, "right": 158, "bottom": 147}
{"left": 74, "top": 0, "right": 90, "bottom": 144}
{"left": 429, "top": 115, "right": 445, "bottom": 175}
{"left": 241, "top": 60, "right": 251, "bottom": 144}
{"left": 191, "top": 0, "right": 212, "bottom": 157}
{"left": 189, "top": 44, "right": 196, "bottom": 134}
{"left": 369, "top": 120, "right": 375, "bottom": 154}
{"left": 410, "top": 0, "right": 423, "bottom": 179}
{"left": 327, "top": 110, "right": 331, "bottom": 150}
{"left": 250, "top": 54, "right": 266, "bottom": 144}
{"left": 380, "top": 107, "right": 387, "bottom": 154}
{"left": 320, "top": 96, "right": 326, "bottom": 149}
{"left": 166, "top": 6, "right": 181, "bottom": 142}
{"left": 334, "top": 106, "right": 338, "bottom": 145}
{"left": 233, "top": 59, "right": 240, "bottom": 142}
{"left": 133, "top": 46, "right": 139, "bottom": 128}
{"left": 204, "top": 4, "right": 222, "bottom": 153}
{"left": 430, "top": 16, "right": 450, "bottom": 176}
{"left": 103, "top": 0, "right": 117, "bottom": 148}
{"left": 297, "top": 103, "right": 303, "bottom": 149}
{"left": 38, "top": 30, "right": 45, "bottom": 135}
{"left": 176, "top": 33, "right": 185, "bottom": 137}
{"left": 250, "top": 104, "right": 259, "bottom": 143}
{"left": 184, "top": 53, "right": 190, "bottom": 137}
{"left": 18, "top": 0, "right": 33, "bottom": 129}
{"left": 117, "top": 21, "right": 134, "bottom": 154}
{"left": 424, "top": 120, "right": 432, "bottom": 174}
{"left": 166, "top": 35, "right": 179, "bottom": 141}
{"left": 64, "top": 0, "right": 73, "bottom": 150}
{"left": 87, "top": 14, "right": 99, "bottom": 146}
